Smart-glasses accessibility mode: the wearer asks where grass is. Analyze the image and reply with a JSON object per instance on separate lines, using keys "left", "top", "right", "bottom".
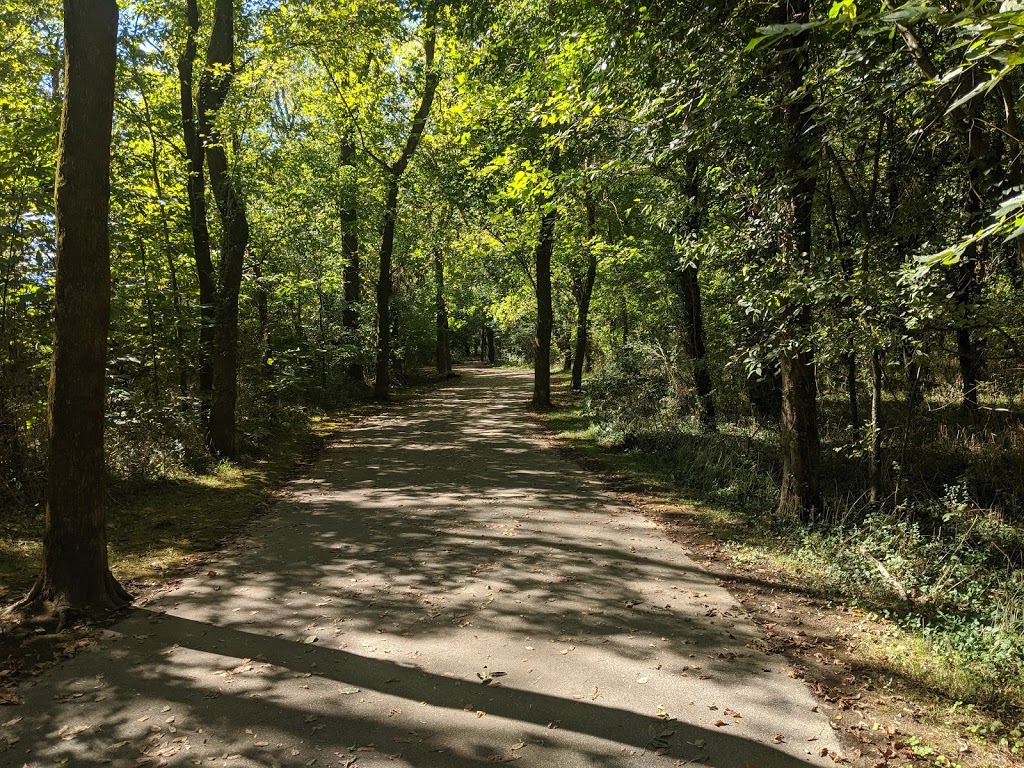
{"left": 538, "top": 372, "right": 1024, "bottom": 767}
{"left": 0, "top": 371, "right": 449, "bottom": 607}
{"left": 0, "top": 414, "right": 338, "bottom": 606}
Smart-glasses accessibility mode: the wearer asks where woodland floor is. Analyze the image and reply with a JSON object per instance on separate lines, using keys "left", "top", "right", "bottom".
{"left": 1, "top": 368, "right": 852, "bottom": 767}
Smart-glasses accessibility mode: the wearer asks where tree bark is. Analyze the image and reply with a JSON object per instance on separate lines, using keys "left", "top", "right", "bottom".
{"left": 177, "top": 0, "right": 216, "bottom": 436}
{"left": 199, "top": 0, "right": 249, "bottom": 457}
{"left": 778, "top": 347, "right": 822, "bottom": 522}
{"left": 570, "top": 194, "right": 597, "bottom": 393}
{"left": 775, "top": 0, "right": 822, "bottom": 523}
{"left": 434, "top": 247, "right": 451, "bottom": 375}
{"left": 532, "top": 156, "right": 559, "bottom": 410}
{"left": 24, "top": 0, "right": 129, "bottom": 618}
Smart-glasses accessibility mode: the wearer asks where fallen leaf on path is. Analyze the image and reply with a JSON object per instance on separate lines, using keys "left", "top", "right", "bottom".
{"left": 304, "top": 636, "right": 318, "bottom": 644}
{"left": 771, "top": 734, "right": 785, "bottom": 743}
{"left": 713, "top": 720, "right": 729, "bottom": 727}
{"left": 636, "top": 677, "right": 648, "bottom": 684}
{"left": 341, "top": 687, "right": 360, "bottom": 695}
{"left": 0, "top": 689, "right": 20, "bottom": 705}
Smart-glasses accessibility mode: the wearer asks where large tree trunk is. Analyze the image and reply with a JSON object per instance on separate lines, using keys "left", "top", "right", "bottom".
{"left": 23, "top": 0, "right": 129, "bottom": 619}
{"left": 775, "top": 0, "right": 822, "bottom": 523}
{"left": 340, "top": 136, "right": 361, "bottom": 383}
{"left": 570, "top": 193, "right": 597, "bottom": 393}
{"left": 434, "top": 248, "right": 451, "bottom": 375}
{"left": 177, "top": 0, "right": 216, "bottom": 437}
{"left": 199, "top": 0, "right": 249, "bottom": 457}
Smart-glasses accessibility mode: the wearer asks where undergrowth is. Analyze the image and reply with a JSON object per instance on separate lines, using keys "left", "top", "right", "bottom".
{"left": 549, "top": 355, "right": 1024, "bottom": 732}
{"left": 0, "top": 370, "right": 443, "bottom": 605}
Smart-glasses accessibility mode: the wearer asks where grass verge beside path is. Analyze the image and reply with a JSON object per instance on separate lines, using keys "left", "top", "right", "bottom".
{"left": 536, "top": 374, "right": 1022, "bottom": 768}
{"left": 0, "top": 372, "right": 453, "bottom": 695}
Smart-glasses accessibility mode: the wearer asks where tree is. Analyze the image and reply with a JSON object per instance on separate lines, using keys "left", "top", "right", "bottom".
{"left": 13, "top": 0, "right": 129, "bottom": 619}
{"left": 176, "top": 0, "right": 217, "bottom": 439}
{"left": 773, "top": 0, "right": 823, "bottom": 523}
{"left": 531, "top": 148, "right": 559, "bottom": 409}
{"left": 198, "top": 0, "right": 250, "bottom": 456}
{"left": 372, "top": 4, "right": 439, "bottom": 401}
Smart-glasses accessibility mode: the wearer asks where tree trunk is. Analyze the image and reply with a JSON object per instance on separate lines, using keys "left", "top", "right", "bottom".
{"left": 374, "top": 180, "right": 399, "bottom": 401}
{"left": 199, "top": 0, "right": 249, "bottom": 458}
{"left": 668, "top": 164, "right": 717, "bottom": 430}
{"left": 434, "top": 248, "right": 451, "bottom": 375}
{"left": 177, "top": 0, "right": 215, "bottom": 436}
{"left": 778, "top": 348, "right": 822, "bottom": 522}
{"left": 674, "top": 262, "right": 716, "bottom": 432}
{"left": 570, "top": 195, "right": 597, "bottom": 393}
{"left": 532, "top": 178, "right": 558, "bottom": 410}
{"left": 26, "top": 0, "right": 129, "bottom": 618}
{"left": 774, "top": 0, "right": 822, "bottom": 523}
{"left": 340, "top": 136, "right": 361, "bottom": 382}
{"left": 486, "top": 326, "right": 496, "bottom": 365}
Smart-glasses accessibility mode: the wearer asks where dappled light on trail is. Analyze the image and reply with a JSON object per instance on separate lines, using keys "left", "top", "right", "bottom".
{"left": 3, "top": 369, "right": 843, "bottom": 767}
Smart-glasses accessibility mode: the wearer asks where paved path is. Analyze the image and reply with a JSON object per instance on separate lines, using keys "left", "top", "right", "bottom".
{"left": 2, "top": 369, "right": 843, "bottom": 768}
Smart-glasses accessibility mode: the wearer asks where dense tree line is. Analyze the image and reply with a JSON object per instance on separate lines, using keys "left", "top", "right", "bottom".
{"left": 2, "top": 0, "right": 1023, "bottom": 669}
